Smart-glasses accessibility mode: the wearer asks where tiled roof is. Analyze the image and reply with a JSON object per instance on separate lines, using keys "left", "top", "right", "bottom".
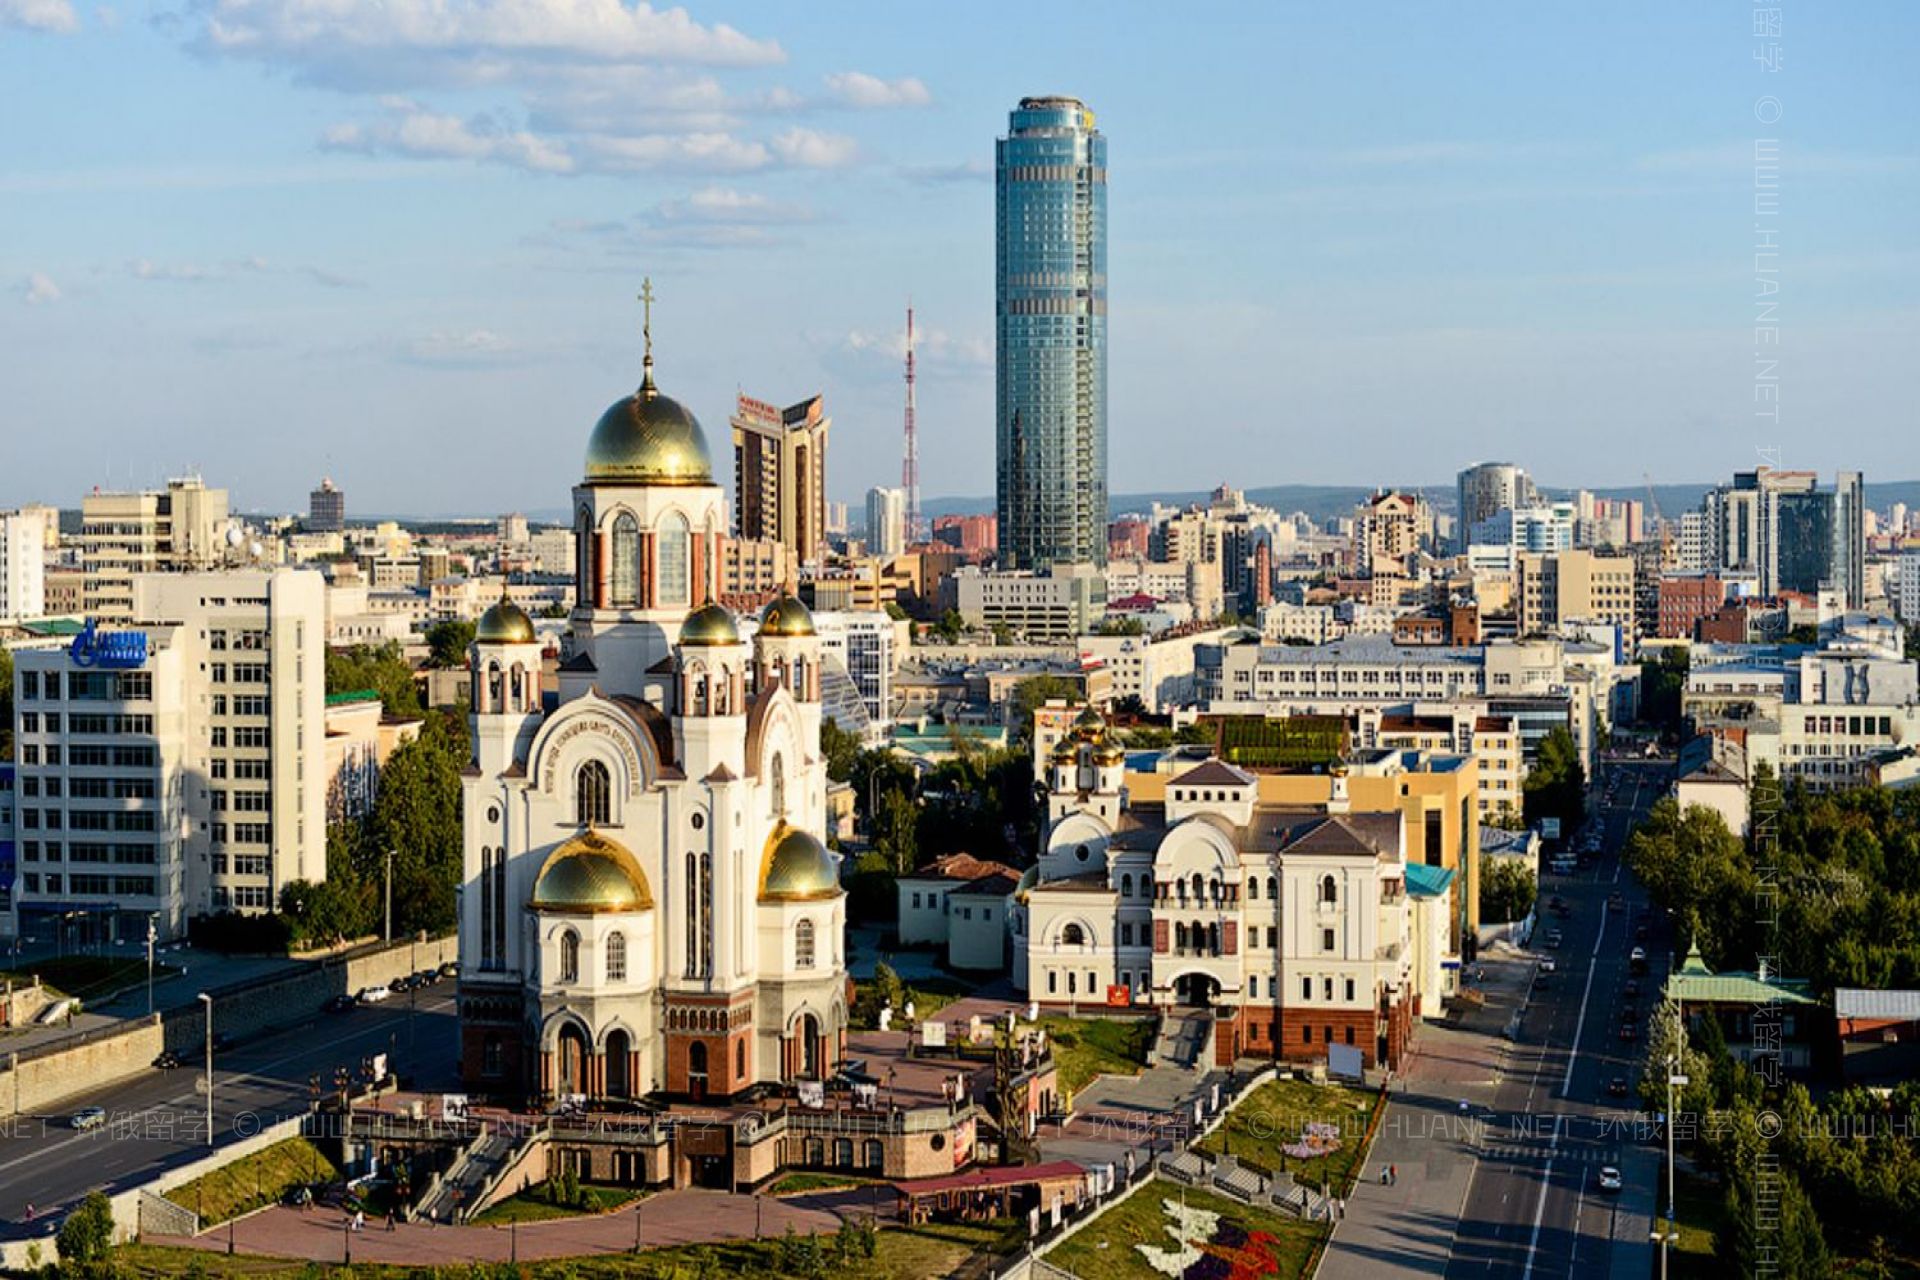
{"left": 1404, "top": 863, "right": 1456, "bottom": 898}
{"left": 1665, "top": 943, "right": 1816, "bottom": 1007}
{"left": 1169, "top": 760, "right": 1256, "bottom": 789}
{"left": 900, "top": 853, "right": 1018, "bottom": 884}
{"left": 1835, "top": 988, "right": 1920, "bottom": 1021}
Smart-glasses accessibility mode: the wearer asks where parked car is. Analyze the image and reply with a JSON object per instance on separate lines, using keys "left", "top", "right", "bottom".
{"left": 1538, "top": 958, "right": 1557, "bottom": 975}
{"left": 1629, "top": 947, "right": 1648, "bottom": 973}
{"left": 438, "top": 961, "right": 459, "bottom": 978}
{"left": 389, "top": 976, "right": 413, "bottom": 995}
{"left": 1598, "top": 1166, "right": 1624, "bottom": 1193}
{"left": 152, "top": 1050, "right": 180, "bottom": 1070}
{"left": 1607, "top": 1076, "right": 1630, "bottom": 1098}
{"left": 414, "top": 969, "right": 440, "bottom": 987}
{"left": 70, "top": 1107, "right": 106, "bottom": 1131}
{"left": 325, "top": 994, "right": 357, "bottom": 1014}
{"left": 356, "top": 985, "right": 391, "bottom": 1004}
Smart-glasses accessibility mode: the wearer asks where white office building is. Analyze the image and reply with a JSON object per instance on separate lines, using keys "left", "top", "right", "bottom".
{"left": 865, "top": 487, "right": 906, "bottom": 558}
{"left": 0, "top": 507, "right": 55, "bottom": 623}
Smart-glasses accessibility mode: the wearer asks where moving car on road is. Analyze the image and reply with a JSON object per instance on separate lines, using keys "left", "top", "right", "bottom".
{"left": 1629, "top": 946, "right": 1648, "bottom": 973}
{"left": 1538, "top": 958, "right": 1557, "bottom": 975}
{"left": 69, "top": 1107, "right": 105, "bottom": 1131}
{"left": 1607, "top": 1076, "right": 1630, "bottom": 1098}
{"left": 152, "top": 1050, "right": 180, "bottom": 1069}
{"left": 356, "top": 985, "right": 391, "bottom": 1004}
{"left": 1598, "top": 1166, "right": 1623, "bottom": 1192}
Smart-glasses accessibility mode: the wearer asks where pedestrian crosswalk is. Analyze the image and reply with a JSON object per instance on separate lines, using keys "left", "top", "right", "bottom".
{"left": 1478, "top": 1141, "right": 1621, "bottom": 1165}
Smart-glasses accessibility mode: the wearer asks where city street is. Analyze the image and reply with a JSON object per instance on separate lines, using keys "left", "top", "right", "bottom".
{"left": 0, "top": 986, "right": 459, "bottom": 1234}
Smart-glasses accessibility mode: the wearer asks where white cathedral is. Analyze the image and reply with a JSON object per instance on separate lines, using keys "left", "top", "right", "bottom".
{"left": 457, "top": 309, "right": 847, "bottom": 1103}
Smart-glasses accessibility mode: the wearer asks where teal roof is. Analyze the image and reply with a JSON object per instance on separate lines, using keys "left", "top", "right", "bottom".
{"left": 890, "top": 724, "right": 1009, "bottom": 759}
{"left": 1404, "top": 863, "right": 1456, "bottom": 899}
{"left": 21, "top": 619, "right": 85, "bottom": 637}
{"left": 325, "top": 689, "right": 383, "bottom": 707}
{"left": 1664, "top": 942, "right": 1817, "bottom": 1007}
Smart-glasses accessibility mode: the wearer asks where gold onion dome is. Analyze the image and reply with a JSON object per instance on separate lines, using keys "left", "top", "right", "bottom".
{"left": 476, "top": 596, "right": 536, "bottom": 644}
{"left": 680, "top": 601, "right": 741, "bottom": 647}
{"left": 1073, "top": 704, "right": 1106, "bottom": 739}
{"left": 1094, "top": 740, "right": 1126, "bottom": 765}
{"left": 530, "top": 829, "right": 654, "bottom": 913}
{"left": 758, "top": 823, "right": 839, "bottom": 902}
{"left": 1050, "top": 738, "right": 1078, "bottom": 762}
{"left": 759, "top": 593, "right": 816, "bottom": 638}
{"left": 584, "top": 368, "right": 714, "bottom": 486}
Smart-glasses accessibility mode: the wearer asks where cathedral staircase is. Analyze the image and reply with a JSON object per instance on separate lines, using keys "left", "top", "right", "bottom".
{"left": 1154, "top": 1011, "right": 1214, "bottom": 1072}
{"left": 414, "top": 1125, "right": 528, "bottom": 1224}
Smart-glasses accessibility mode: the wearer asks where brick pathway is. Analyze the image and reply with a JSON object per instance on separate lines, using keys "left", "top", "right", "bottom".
{"left": 150, "top": 1187, "right": 865, "bottom": 1264}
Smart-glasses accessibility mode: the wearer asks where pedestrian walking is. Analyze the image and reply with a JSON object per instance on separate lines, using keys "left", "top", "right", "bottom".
{"left": 386, "top": 1208, "right": 396, "bottom": 1231}
{"left": 352, "top": 1210, "right": 365, "bottom": 1233}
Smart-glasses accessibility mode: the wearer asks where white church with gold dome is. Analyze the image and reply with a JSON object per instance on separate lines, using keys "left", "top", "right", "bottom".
{"left": 457, "top": 294, "right": 847, "bottom": 1103}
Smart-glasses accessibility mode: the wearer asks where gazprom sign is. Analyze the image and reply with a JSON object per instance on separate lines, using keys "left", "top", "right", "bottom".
{"left": 69, "top": 619, "right": 149, "bottom": 669}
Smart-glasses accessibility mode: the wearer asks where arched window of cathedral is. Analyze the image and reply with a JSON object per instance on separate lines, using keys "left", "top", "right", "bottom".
{"left": 610, "top": 512, "right": 639, "bottom": 606}
{"left": 795, "top": 918, "right": 815, "bottom": 969}
{"left": 770, "top": 753, "right": 786, "bottom": 817}
{"left": 487, "top": 662, "right": 503, "bottom": 712}
{"left": 1247, "top": 875, "right": 1258, "bottom": 901}
{"left": 1175, "top": 922, "right": 1188, "bottom": 950}
{"left": 576, "top": 760, "right": 611, "bottom": 827}
{"left": 794, "top": 655, "right": 809, "bottom": 699}
{"left": 559, "top": 929, "right": 580, "bottom": 984}
{"left": 699, "top": 853, "right": 714, "bottom": 976}
{"left": 509, "top": 664, "right": 525, "bottom": 711}
{"left": 691, "top": 672, "right": 709, "bottom": 717}
{"left": 685, "top": 852, "right": 699, "bottom": 977}
{"left": 658, "top": 512, "right": 690, "bottom": 605}
{"left": 606, "top": 930, "right": 626, "bottom": 982}
{"left": 1190, "top": 872, "right": 1204, "bottom": 902}
{"left": 1319, "top": 874, "right": 1338, "bottom": 905}
{"left": 1062, "top": 922, "right": 1086, "bottom": 947}
{"left": 1120, "top": 872, "right": 1133, "bottom": 898}
{"left": 1267, "top": 874, "right": 1278, "bottom": 900}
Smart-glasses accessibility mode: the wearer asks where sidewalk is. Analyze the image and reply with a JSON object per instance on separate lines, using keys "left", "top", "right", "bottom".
{"left": 1315, "top": 950, "right": 1532, "bottom": 1279}
{"left": 149, "top": 1187, "right": 860, "bottom": 1264}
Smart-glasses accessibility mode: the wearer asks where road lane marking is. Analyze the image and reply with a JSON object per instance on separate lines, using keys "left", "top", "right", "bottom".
{"left": 1561, "top": 893, "right": 1611, "bottom": 1098}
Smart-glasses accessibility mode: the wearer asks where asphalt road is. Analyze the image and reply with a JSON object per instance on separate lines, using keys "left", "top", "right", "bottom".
{"left": 0, "top": 985, "right": 461, "bottom": 1235}
{"left": 1444, "top": 759, "right": 1671, "bottom": 1280}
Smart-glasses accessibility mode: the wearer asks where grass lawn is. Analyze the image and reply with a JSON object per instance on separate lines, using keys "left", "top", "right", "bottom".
{"left": 1038, "top": 1015, "right": 1154, "bottom": 1095}
{"left": 2, "top": 955, "right": 177, "bottom": 1002}
{"left": 162, "top": 1137, "right": 339, "bottom": 1226}
{"left": 110, "top": 1218, "right": 1019, "bottom": 1279}
{"left": 852, "top": 973, "right": 972, "bottom": 1030}
{"left": 1195, "top": 1076, "right": 1379, "bottom": 1197}
{"left": 768, "top": 1170, "right": 881, "bottom": 1195}
{"left": 1047, "top": 1182, "right": 1327, "bottom": 1280}
{"left": 468, "top": 1181, "right": 637, "bottom": 1225}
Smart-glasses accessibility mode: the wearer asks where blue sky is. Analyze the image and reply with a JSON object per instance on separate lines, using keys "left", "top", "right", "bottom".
{"left": 2, "top": 2, "right": 1915, "bottom": 517}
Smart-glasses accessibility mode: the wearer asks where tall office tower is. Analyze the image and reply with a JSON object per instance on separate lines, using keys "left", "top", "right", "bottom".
{"left": 1701, "top": 467, "right": 1866, "bottom": 608}
{"left": 731, "top": 392, "right": 830, "bottom": 566}
{"left": 866, "top": 486, "right": 907, "bottom": 558}
{"left": 309, "top": 477, "right": 345, "bottom": 532}
{"left": 1456, "top": 463, "right": 1539, "bottom": 537}
{"left": 996, "top": 95, "right": 1108, "bottom": 571}
{"left": 0, "top": 507, "right": 56, "bottom": 622}
{"left": 80, "top": 476, "right": 230, "bottom": 620}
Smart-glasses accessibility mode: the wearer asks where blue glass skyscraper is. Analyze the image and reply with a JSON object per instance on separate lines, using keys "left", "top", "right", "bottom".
{"left": 997, "top": 96, "right": 1108, "bottom": 570}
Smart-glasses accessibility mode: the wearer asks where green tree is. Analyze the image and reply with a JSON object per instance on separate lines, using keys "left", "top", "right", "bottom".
{"left": 1093, "top": 616, "right": 1144, "bottom": 636}
{"left": 423, "top": 619, "right": 477, "bottom": 669}
{"left": 1477, "top": 859, "right": 1536, "bottom": 924}
{"left": 1627, "top": 799, "right": 1750, "bottom": 962}
{"left": 818, "top": 718, "right": 861, "bottom": 783}
{"left": 1523, "top": 725, "right": 1586, "bottom": 832}
{"left": 366, "top": 713, "right": 465, "bottom": 935}
{"left": 874, "top": 789, "right": 919, "bottom": 875}
{"left": 56, "top": 1190, "right": 116, "bottom": 1268}
{"left": 1638, "top": 998, "right": 1715, "bottom": 1119}
{"left": 324, "top": 641, "right": 423, "bottom": 718}
{"left": 928, "top": 608, "right": 967, "bottom": 643}
{"left": 883, "top": 601, "right": 909, "bottom": 622}
{"left": 1008, "top": 674, "right": 1081, "bottom": 743}
{"left": 1638, "top": 646, "right": 1690, "bottom": 739}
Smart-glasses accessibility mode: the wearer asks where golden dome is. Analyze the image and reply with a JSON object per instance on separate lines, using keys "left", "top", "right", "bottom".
{"left": 583, "top": 366, "right": 714, "bottom": 487}
{"left": 529, "top": 829, "right": 654, "bottom": 914}
{"left": 1093, "top": 741, "right": 1125, "bottom": 766}
{"left": 680, "top": 601, "right": 741, "bottom": 647}
{"left": 476, "top": 596, "right": 536, "bottom": 645}
{"left": 759, "top": 593, "right": 816, "bottom": 638}
{"left": 1072, "top": 704, "right": 1106, "bottom": 739}
{"left": 1049, "top": 738, "right": 1078, "bottom": 762}
{"left": 758, "top": 823, "right": 839, "bottom": 902}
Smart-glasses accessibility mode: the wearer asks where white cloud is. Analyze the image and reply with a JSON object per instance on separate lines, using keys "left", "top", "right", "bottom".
{"left": 654, "top": 186, "right": 808, "bottom": 223}
{"left": 902, "top": 158, "right": 990, "bottom": 185}
{"left": 192, "top": 0, "right": 784, "bottom": 88}
{"left": 22, "top": 272, "right": 61, "bottom": 304}
{"left": 770, "top": 127, "right": 858, "bottom": 169}
{"left": 0, "top": 0, "right": 77, "bottom": 32}
{"left": 322, "top": 101, "right": 575, "bottom": 172}
{"left": 401, "top": 328, "right": 520, "bottom": 366}
{"left": 823, "top": 71, "right": 930, "bottom": 109}
{"left": 129, "top": 259, "right": 215, "bottom": 282}
{"left": 839, "top": 325, "right": 989, "bottom": 372}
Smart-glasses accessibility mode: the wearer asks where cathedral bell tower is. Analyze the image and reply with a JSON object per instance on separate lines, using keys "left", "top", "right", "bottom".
{"left": 470, "top": 593, "right": 543, "bottom": 777}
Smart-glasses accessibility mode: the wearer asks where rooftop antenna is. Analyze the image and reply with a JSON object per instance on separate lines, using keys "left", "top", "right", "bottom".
{"left": 902, "top": 301, "right": 921, "bottom": 543}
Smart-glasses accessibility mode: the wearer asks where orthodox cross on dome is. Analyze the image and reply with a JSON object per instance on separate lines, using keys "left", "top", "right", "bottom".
{"left": 638, "top": 276, "right": 657, "bottom": 391}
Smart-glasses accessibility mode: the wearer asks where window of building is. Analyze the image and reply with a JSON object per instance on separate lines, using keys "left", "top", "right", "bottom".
{"left": 1303, "top": 1025, "right": 1313, "bottom": 1045}
{"left": 1246, "top": 875, "right": 1258, "bottom": 900}
{"left": 1345, "top": 978, "right": 1356, "bottom": 1001}
{"left": 576, "top": 760, "right": 611, "bottom": 826}
{"left": 1048, "top": 971, "right": 1057, "bottom": 995}
{"left": 1323, "top": 977, "right": 1334, "bottom": 1001}
{"left": 1121, "top": 872, "right": 1133, "bottom": 897}
{"left": 657, "top": 513, "right": 690, "bottom": 604}
{"left": 795, "top": 918, "right": 816, "bottom": 969}
{"left": 1301, "top": 976, "right": 1312, "bottom": 1000}
{"left": 1062, "top": 922, "right": 1085, "bottom": 946}
{"left": 1322, "top": 928, "right": 1336, "bottom": 952}
{"left": 1319, "top": 874, "right": 1337, "bottom": 905}
{"left": 606, "top": 930, "right": 627, "bottom": 982}
{"left": 611, "top": 512, "right": 639, "bottom": 605}
{"left": 560, "top": 930, "right": 580, "bottom": 984}
{"left": 482, "top": 1036, "right": 505, "bottom": 1077}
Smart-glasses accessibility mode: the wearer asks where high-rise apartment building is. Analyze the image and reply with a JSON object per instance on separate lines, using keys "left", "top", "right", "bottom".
{"left": 996, "top": 95, "right": 1108, "bottom": 571}
{"left": 80, "top": 476, "right": 230, "bottom": 620}
{"left": 731, "top": 392, "right": 829, "bottom": 565}
{"left": 1515, "top": 549, "right": 1637, "bottom": 636}
{"left": 309, "top": 478, "right": 345, "bottom": 532}
{"left": 1701, "top": 468, "right": 1865, "bottom": 608}
{"left": 1456, "top": 463, "right": 1538, "bottom": 540}
{"left": 866, "top": 486, "right": 906, "bottom": 558}
{"left": 8, "top": 569, "right": 326, "bottom": 943}
{"left": 0, "top": 507, "right": 56, "bottom": 622}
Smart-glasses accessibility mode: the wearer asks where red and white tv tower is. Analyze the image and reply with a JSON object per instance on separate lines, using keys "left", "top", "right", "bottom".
{"left": 901, "top": 303, "right": 922, "bottom": 544}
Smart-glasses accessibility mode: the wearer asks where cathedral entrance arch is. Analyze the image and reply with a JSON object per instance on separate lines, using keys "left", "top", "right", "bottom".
{"left": 1174, "top": 973, "right": 1220, "bottom": 1009}
{"left": 606, "top": 1029, "right": 631, "bottom": 1098}
{"left": 556, "top": 1023, "right": 590, "bottom": 1097}
{"left": 797, "top": 1014, "right": 821, "bottom": 1079}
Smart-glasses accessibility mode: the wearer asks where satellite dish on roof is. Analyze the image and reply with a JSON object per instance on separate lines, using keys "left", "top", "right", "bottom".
{"left": 226, "top": 526, "right": 245, "bottom": 547}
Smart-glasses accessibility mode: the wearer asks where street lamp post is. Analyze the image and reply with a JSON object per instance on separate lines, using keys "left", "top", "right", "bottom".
{"left": 198, "top": 992, "right": 215, "bottom": 1150}
{"left": 1664, "top": 1032, "right": 1688, "bottom": 1280}
{"left": 146, "top": 915, "right": 157, "bottom": 1016}
{"left": 384, "top": 849, "right": 396, "bottom": 943}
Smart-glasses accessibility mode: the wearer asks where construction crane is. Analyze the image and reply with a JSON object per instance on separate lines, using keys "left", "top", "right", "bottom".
{"left": 1644, "top": 472, "right": 1674, "bottom": 563}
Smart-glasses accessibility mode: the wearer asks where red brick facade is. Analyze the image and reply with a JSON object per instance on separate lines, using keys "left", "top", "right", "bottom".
{"left": 1213, "top": 997, "right": 1410, "bottom": 1070}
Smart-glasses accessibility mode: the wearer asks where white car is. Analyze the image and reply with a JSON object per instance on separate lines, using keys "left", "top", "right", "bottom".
{"left": 1597, "top": 1165, "right": 1623, "bottom": 1193}
{"left": 70, "top": 1107, "right": 106, "bottom": 1131}
{"left": 1537, "top": 958, "right": 1557, "bottom": 974}
{"left": 355, "top": 985, "right": 392, "bottom": 1004}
